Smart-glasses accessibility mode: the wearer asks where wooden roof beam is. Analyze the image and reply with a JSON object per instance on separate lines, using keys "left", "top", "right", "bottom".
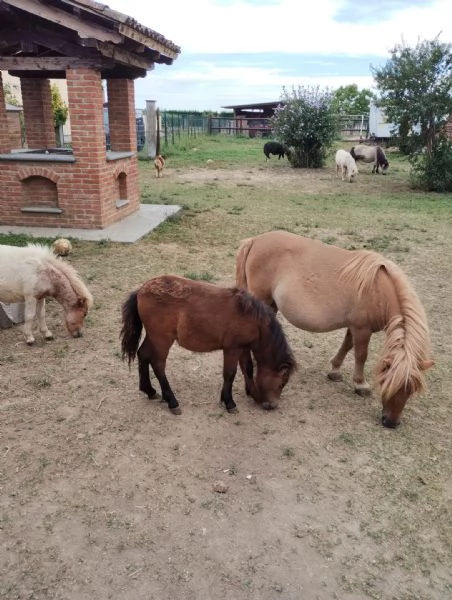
{"left": 0, "top": 55, "right": 113, "bottom": 70}
{"left": 5, "top": 0, "right": 123, "bottom": 43}
{"left": 97, "top": 42, "right": 154, "bottom": 70}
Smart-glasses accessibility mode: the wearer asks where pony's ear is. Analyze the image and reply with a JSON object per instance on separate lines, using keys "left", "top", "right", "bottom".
{"left": 420, "top": 360, "right": 434, "bottom": 371}
{"left": 279, "top": 365, "right": 292, "bottom": 382}
{"left": 382, "top": 357, "right": 392, "bottom": 368}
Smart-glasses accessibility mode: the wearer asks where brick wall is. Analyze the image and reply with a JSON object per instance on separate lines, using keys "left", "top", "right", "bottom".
{"left": 6, "top": 112, "right": 22, "bottom": 148}
{"left": 0, "top": 72, "right": 10, "bottom": 153}
{"left": 21, "top": 78, "right": 56, "bottom": 149}
{"left": 107, "top": 78, "right": 137, "bottom": 152}
{"left": 0, "top": 69, "right": 140, "bottom": 229}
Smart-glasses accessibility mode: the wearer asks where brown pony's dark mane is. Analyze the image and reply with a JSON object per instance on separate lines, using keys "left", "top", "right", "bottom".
{"left": 234, "top": 288, "right": 297, "bottom": 372}
{"left": 376, "top": 146, "right": 389, "bottom": 168}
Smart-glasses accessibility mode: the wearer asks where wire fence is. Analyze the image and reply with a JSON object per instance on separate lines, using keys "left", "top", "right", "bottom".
{"left": 158, "top": 111, "right": 370, "bottom": 147}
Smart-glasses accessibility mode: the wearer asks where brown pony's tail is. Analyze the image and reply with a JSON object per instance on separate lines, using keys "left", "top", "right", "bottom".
{"left": 235, "top": 237, "right": 254, "bottom": 290}
{"left": 120, "top": 291, "right": 142, "bottom": 366}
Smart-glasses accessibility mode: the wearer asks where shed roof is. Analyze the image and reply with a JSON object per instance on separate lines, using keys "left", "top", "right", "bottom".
{"left": 222, "top": 102, "right": 280, "bottom": 111}
{"left": 0, "top": 0, "right": 181, "bottom": 79}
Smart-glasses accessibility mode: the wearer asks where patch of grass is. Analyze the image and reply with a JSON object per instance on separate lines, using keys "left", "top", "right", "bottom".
{"left": 0, "top": 232, "right": 62, "bottom": 246}
{"left": 183, "top": 271, "right": 216, "bottom": 282}
{"left": 338, "top": 432, "right": 355, "bottom": 446}
{"left": 32, "top": 376, "right": 52, "bottom": 389}
{"left": 282, "top": 447, "right": 295, "bottom": 458}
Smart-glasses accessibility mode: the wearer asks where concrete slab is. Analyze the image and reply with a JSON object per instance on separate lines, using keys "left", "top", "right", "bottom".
{"left": 0, "top": 204, "right": 181, "bottom": 243}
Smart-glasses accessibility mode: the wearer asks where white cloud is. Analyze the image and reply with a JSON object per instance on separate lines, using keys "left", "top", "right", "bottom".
{"left": 106, "top": 0, "right": 450, "bottom": 57}
{"left": 104, "top": 0, "right": 450, "bottom": 110}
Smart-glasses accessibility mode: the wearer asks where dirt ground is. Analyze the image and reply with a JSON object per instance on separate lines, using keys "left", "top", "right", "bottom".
{"left": 1, "top": 164, "right": 451, "bottom": 600}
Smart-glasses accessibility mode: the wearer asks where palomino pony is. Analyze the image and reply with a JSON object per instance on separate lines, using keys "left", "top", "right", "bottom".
{"left": 0, "top": 244, "right": 93, "bottom": 344}
{"left": 120, "top": 275, "right": 296, "bottom": 415}
{"left": 350, "top": 144, "right": 389, "bottom": 174}
{"left": 236, "top": 231, "right": 433, "bottom": 428}
{"left": 335, "top": 149, "right": 359, "bottom": 182}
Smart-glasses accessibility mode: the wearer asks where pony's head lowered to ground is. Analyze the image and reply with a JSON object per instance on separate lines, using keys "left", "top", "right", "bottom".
{"left": 48, "top": 256, "right": 94, "bottom": 338}
{"left": 0, "top": 244, "right": 93, "bottom": 344}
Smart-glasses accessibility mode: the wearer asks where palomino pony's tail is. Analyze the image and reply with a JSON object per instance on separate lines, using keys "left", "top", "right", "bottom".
{"left": 235, "top": 237, "right": 254, "bottom": 290}
{"left": 120, "top": 291, "right": 143, "bottom": 366}
{"left": 340, "top": 251, "right": 432, "bottom": 400}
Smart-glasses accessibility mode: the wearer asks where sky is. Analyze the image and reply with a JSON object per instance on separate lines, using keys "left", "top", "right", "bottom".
{"left": 105, "top": 0, "right": 451, "bottom": 112}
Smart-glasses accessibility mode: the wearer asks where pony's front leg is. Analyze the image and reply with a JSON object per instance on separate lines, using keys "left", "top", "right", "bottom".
{"left": 221, "top": 349, "right": 240, "bottom": 413}
{"left": 239, "top": 348, "right": 255, "bottom": 397}
{"left": 351, "top": 329, "right": 372, "bottom": 396}
{"left": 36, "top": 298, "right": 53, "bottom": 341}
{"left": 23, "top": 297, "right": 38, "bottom": 345}
{"left": 328, "top": 329, "right": 353, "bottom": 382}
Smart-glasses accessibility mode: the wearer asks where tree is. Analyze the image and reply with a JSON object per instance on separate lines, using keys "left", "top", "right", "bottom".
{"left": 51, "top": 83, "right": 68, "bottom": 128}
{"left": 271, "top": 86, "right": 337, "bottom": 168}
{"left": 371, "top": 37, "right": 452, "bottom": 156}
{"left": 331, "top": 84, "right": 373, "bottom": 115}
{"left": 3, "top": 82, "right": 20, "bottom": 106}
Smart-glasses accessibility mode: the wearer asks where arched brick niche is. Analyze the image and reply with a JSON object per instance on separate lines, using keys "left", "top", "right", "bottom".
{"left": 18, "top": 168, "right": 61, "bottom": 212}
{"left": 113, "top": 166, "right": 129, "bottom": 208}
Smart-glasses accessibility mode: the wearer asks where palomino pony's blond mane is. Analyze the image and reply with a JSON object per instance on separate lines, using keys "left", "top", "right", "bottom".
{"left": 31, "top": 244, "right": 93, "bottom": 307}
{"left": 340, "top": 250, "right": 430, "bottom": 399}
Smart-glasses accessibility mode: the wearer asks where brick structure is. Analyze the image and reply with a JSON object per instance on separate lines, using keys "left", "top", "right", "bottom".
{"left": 20, "top": 78, "right": 55, "bottom": 149}
{"left": 0, "top": 72, "right": 9, "bottom": 154}
{"left": 0, "top": 0, "right": 180, "bottom": 230}
{"left": 6, "top": 106, "right": 22, "bottom": 149}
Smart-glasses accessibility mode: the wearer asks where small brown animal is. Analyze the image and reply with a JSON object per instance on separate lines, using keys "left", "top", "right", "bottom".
{"left": 154, "top": 155, "right": 165, "bottom": 178}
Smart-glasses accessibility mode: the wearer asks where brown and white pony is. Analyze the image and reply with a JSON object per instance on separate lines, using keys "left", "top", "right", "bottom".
{"left": 236, "top": 231, "right": 433, "bottom": 428}
{"left": 0, "top": 244, "right": 93, "bottom": 344}
{"left": 350, "top": 144, "right": 389, "bottom": 174}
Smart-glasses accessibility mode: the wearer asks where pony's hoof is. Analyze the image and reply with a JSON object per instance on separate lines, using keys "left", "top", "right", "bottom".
{"left": 382, "top": 415, "right": 399, "bottom": 428}
{"left": 355, "top": 386, "right": 372, "bottom": 397}
{"left": 170, "top": 406, "right": 182, "bottom": 415}
{"left": 45, "top": 336, "right": 54, "bottom": 341}
{"left": 140, "top": 387, "right": 157, "bottom": 399}
{"left": 227, "top": 406, "right": 238, "bottom": 414}
{"left": 327, "top": 371, "right": 343, "bottom": 382}
{"left": 26, "top": 340, "right": 35, "bottom": 346}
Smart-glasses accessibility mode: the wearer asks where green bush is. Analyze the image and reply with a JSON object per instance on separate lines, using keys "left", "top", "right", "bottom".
{"left": 271, "top": 86, "right": 337, "bottom": 168}
{"left": 410, "top": 137, "right": 452, "bottom": 192}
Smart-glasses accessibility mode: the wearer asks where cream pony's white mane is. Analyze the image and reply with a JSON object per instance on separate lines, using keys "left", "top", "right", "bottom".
{"left": 27, "top": 244, "right": 93, "bottom": 307}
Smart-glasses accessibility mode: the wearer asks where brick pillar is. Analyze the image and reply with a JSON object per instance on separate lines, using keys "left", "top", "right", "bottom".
{"left": 0, "top": 72, "right": 10, "bottom": 153}
{"left": 65, "top": 68, "right": 106, "bottom": 227}
{"left": 107, "top": 78, "right": 137, "bottom": 152}
{"left": 20, "top": 78, "right": 55, "bottom": 149}
{"left": 67, "top": 68, "right": 106, "bottom": 160}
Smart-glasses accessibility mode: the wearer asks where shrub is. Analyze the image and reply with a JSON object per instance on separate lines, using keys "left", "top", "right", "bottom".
{"left": 410, "top": 137, "right": 452, "bottom": 192}
{"left": 271, "top": 86, "right": 337, "bottom": 168}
